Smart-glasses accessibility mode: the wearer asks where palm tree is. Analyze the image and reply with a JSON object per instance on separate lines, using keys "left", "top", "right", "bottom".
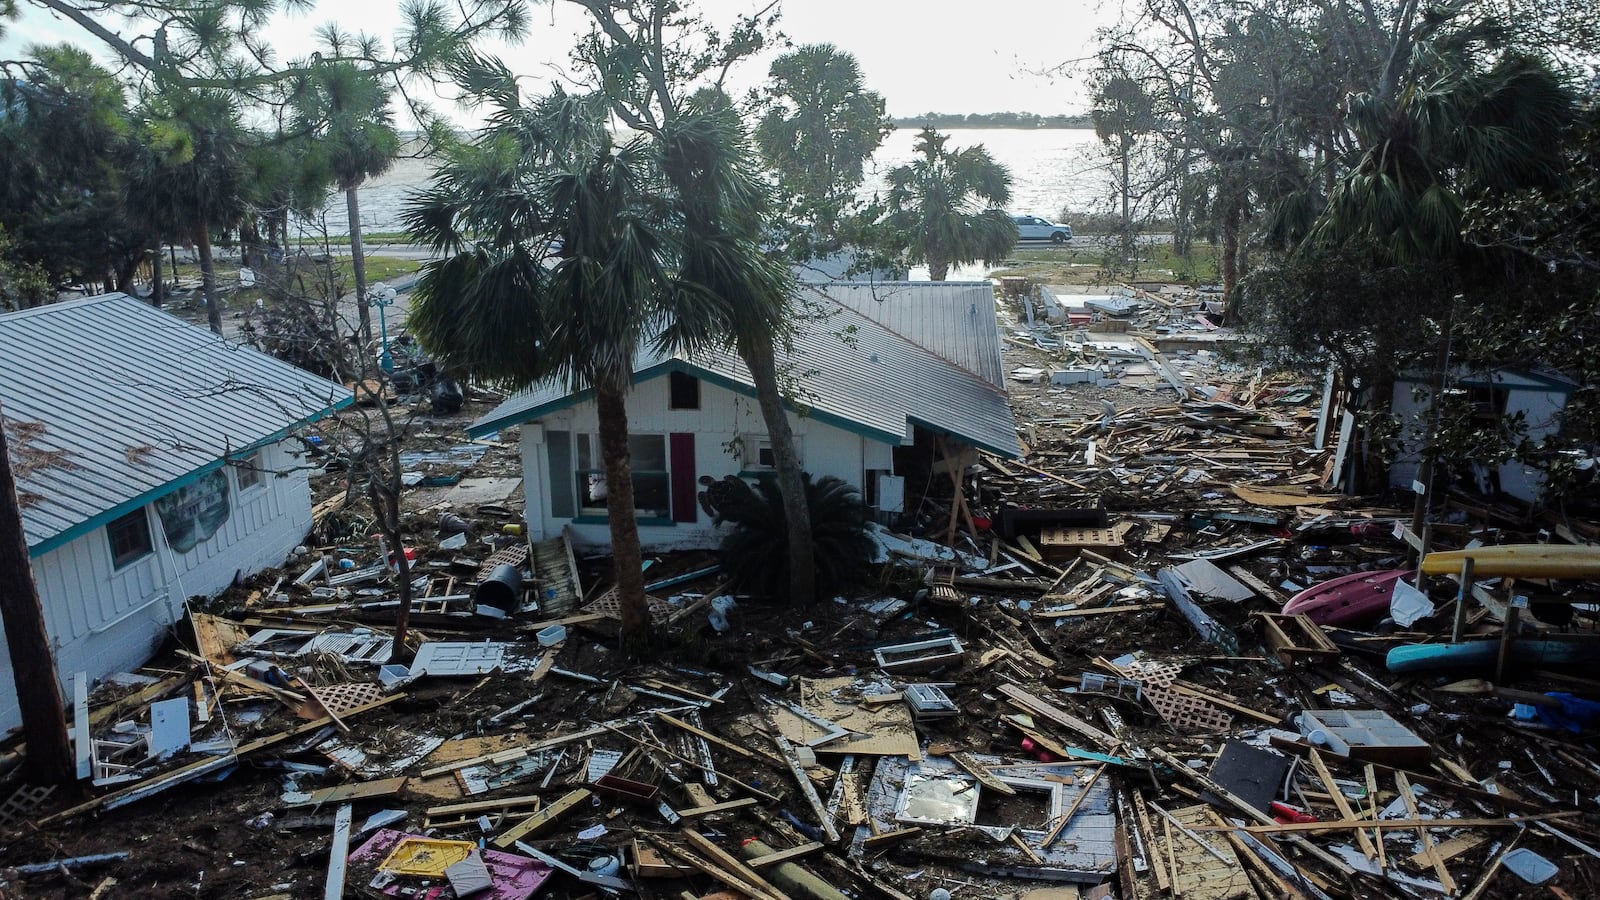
{"left": 405, "top": 91, "right": 670, "bottom": 645}
{"left": 755, "top": 44, "right": 890, "bottom": 236}
{"left": 884, "top": 128, "right": 1017, "bottom": 281}
{"left": 1305, "top": 47, "right": 1570, "bottom": 267}
{"left": 125, "top": 88, "right": 251, "bottom": 335}
{"left": 290, "top": 63, "right": 401, "bottom": 347}
{"left": 658, "top": 105, "right": 818, "bottom": 605}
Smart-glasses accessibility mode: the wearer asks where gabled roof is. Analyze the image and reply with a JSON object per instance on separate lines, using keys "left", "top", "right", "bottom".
{"left": 1, "top": 293, "right": 353, "bottom": 555}
{"left": 470, "top": 283, "right": 1022, "bottom": 458}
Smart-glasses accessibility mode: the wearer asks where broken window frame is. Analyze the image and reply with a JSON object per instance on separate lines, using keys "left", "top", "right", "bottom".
{"left": 106, "top": 506, "right": 154, "bottom": 569}
{"left": 574, "top": 433, "right": 672, "bottom": 521}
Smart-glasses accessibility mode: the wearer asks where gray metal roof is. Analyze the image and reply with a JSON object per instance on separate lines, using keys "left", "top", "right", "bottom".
{"left": 472, "top": 285, "right": 1022, "bottom": 459}
{"left": 1, "top": 293, "right": 352, "bottom": 555}
{"left": 809, "top": 281, "right": 1006, "bottom": 388}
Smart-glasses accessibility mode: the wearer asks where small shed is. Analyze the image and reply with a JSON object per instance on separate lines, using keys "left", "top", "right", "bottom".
{"left": 0, "top": 293, "right": 350, "bottom": 733}
{"left": 471, "top": 281, "right": 1022, "bottom": 550}
{"left": 1390, "top": 367, "right": 1577, "bottom": 503}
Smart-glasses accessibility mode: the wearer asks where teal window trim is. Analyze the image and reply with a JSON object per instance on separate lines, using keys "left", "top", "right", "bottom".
{"left": 572, "top": 515, "right": 677, "bottom": 527}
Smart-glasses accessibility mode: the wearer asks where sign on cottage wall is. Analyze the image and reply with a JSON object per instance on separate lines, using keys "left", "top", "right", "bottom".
{"left": 155, "top": 469, "right": 232, "bottom": 553}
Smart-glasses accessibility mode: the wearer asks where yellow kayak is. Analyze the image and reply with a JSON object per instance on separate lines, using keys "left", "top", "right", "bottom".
{"left": 1421, "top": 544, "right": 1600, "bottom": 579}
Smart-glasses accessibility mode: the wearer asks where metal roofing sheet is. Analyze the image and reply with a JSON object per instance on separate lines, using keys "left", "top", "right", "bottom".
{"left": 471, "top": 285, "right": 1022, "bottom": 458}
{"left": 812, "top": 281, "right": 1006, "bottom": 388}
{"left": 1, "top": 293, "right": 351, "bottom": 551}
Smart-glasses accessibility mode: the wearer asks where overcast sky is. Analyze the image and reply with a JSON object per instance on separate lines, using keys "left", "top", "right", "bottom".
{"left": 4, "top": 0, "right": 1114, "bottom": 124}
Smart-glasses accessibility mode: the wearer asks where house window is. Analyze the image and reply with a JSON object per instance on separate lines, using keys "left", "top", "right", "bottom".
{"left": 107, "top": 508, "right": 153, "bottom": 569}
{"left": 669, "top": 371, "right": 701, "bottom": 410}
{"left": 234, "top": 450, "right": 265, "bottom": 491}
{"left": 740, "top": 436, "right": 799, "bottom": 472}
{"left": 575, "top": 433, "right": 671, "bottom": 519}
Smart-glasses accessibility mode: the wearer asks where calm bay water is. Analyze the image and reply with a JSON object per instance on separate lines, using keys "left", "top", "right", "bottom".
{"left": 302, "top": 128, "right": 1114, "bottom": 238}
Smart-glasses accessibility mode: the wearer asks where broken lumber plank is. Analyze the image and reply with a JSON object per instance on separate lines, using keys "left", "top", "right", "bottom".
{"left": 644, "top": 836, "right": 784, "bottom": 900}
{"left": 1308, "top": 749, "right": 1377, "bottom": 860}
{"left": 675, "top": 798, "right": 757, "bottom": 818}
{"left": 1200, "top": 811, "right": 1579, "bottom": 834}
{"left": 421, "top": 725, "right": 609, "bottom": 777}
{"left": 1042, "top": 765, "right": 1104, "bottom": 848}
{"left": 425, "top": 794, "right": 543, "bottom": 818}
{"left": 997, "top": 684, "right": 1118, "bottom": 749}
{"left": 1149, "top": 747, "right": 1355, "bottom": 878}
{"left": 1397, "top": 771, "right": 1456, "bottom": 895}
{"left": 945, "top": 751, "right": 1016, "bottom": 796}
{"left": 773, "top": 734, "right": 840, "bottom": 843}
{"left": 1409, "top": 833, "right": 1487, "bottom": 868}
{"left": 492, "top": 788, "right": 592, "bottom": 848}
{"left": 747, "top": 842, "right": 823, "bottom": 869}
{"left": 1033, "top": 602, "right": 1163, "bottom": 619}
{"left": 657, "top": 712, "right": 780, "bottom": 767}
{"left": 681, "top": 828, "right": 793, "bottom": 900}
{"left": 287, "top": 776, "right": 407, "bottom": 808}
{"left": 322, "top": 804, "right": 352, "bottom": 900}
{"left": 862, "top": 827, "right": 923, "bottom": 849}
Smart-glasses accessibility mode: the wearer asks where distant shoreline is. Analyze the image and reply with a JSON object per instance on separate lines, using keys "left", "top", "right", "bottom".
{"left": 889, "top": 116, "right": 1092, "bottom": 130}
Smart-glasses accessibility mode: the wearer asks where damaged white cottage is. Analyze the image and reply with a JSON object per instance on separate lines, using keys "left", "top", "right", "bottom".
{"left": 0, "top": 293, "right": 350, "bottom": 733}
{"left": 471, "top": 281, "right": 1024, "bottom": 548}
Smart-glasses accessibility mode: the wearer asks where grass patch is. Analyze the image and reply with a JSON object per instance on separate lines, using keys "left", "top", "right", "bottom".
{"left": 168, "top": 255, "right": 424, "bottom": 287}
{"left": 993, "top": 240, "right": 1220, "bottom": 285}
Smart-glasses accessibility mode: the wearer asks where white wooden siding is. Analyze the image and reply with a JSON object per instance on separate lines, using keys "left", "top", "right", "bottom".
{"left": 518, "top": 375, "right": 892, "bottom": 551}
{"left": 0, "top": 438, "right": 315, "bottom": 734}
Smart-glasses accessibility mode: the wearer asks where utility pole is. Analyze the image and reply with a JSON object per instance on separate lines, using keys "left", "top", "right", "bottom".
{"left": 0, "top": 404, "right": 74, "bottom": 785}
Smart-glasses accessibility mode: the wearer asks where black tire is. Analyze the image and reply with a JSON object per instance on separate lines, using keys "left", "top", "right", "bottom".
{"left": 1051, "top": 232, "right": 1067, "bottom": 244}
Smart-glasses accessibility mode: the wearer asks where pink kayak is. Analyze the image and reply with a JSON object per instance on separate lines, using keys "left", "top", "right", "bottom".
{"left": 1282, "top": 568, "right": 1413, "bottom": 626}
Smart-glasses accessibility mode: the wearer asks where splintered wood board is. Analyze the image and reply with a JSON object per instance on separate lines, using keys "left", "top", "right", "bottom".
{"left": 770, "top": 676, "right": 919, "bottom": 758}
{"left": 410, "top": 734, "right": 529, "bottom": 801}
{"left": 1157, "top": 805, "right": 1257, "bottom": 900}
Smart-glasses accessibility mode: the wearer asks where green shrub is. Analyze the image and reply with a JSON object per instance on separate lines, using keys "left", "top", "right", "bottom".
{"left": 712, "top": 473, "right": 875, "bottom": 603}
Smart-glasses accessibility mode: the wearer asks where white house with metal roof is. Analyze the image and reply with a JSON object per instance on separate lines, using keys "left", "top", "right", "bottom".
{"left": 469, "top": 281, "right": 1021, "bottom": 550}
{"left": 0, "top": 293, "right": 350, "bottom": 734}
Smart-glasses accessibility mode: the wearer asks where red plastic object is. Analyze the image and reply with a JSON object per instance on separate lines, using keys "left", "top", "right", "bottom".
{"left": 1020, "top": 737, "right": 1058, "bottom": 763}
{"left": 1270, "top": 801, "right": 1317, "bottom": 824}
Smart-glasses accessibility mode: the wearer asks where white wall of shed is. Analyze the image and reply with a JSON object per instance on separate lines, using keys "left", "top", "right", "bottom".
{"left": 0, "top": 438, "right": 314, "bottom": 734}
{"left": 526, "top": 374, "right": 894, "bottom": 551}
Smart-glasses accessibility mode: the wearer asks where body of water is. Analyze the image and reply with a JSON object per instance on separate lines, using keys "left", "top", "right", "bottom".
{"left": 301, "top": 128, "right": 1114, "bottom": 238}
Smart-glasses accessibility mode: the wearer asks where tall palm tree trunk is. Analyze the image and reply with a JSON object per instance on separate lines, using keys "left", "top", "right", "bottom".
{"left": 1220, "top": 200, "right": 1241, "bottom": 319}
{"left": 595, "top": 381, "right": 651, "bottom": 647}
{"left": 928, "top": 257, "right": 950, "bottom": 281}
{"left": 346, "top": 186, "right": 374, "bottom": 348}
{"left": 0, "top": 405, "right": 74, "bottom": 785}
{"left": 151, "top": 247, "right": 165, "bottom": 306}
{"left": 740, "top": 331, "right": 815, "bottom": 606}
{"left": 196, "top": 227, "right": 223, "bottom": 335}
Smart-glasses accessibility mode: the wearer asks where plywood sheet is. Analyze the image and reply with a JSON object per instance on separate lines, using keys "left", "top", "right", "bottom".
{"left": 772, "top": 677, "right": 920, "bottom": 759}
{"left": 1157, "top": 805, "right": 1257, "bottom": 900}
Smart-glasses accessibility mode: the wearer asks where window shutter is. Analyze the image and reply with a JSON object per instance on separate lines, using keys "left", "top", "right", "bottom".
{"left": 546, "top": 431, "right": 574, "bottom": 519}
{"left": 670, "top": 432, "right": 696, "bottom": 523}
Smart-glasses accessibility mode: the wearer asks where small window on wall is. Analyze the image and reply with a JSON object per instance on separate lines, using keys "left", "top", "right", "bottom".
{"left": 669, "top": 371, "right": 701, "bottom": 410}
{"left": 575, "top": 433, "right": 671, "bottom": 518}
{"left": 235, "top": 450, "right": 265, "bottom": 490}
{"left": 741, "top": 436, "right": 797, "bottom": 471}
{"left": 107, "top": 508, "right": 153, "bottom": 568}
